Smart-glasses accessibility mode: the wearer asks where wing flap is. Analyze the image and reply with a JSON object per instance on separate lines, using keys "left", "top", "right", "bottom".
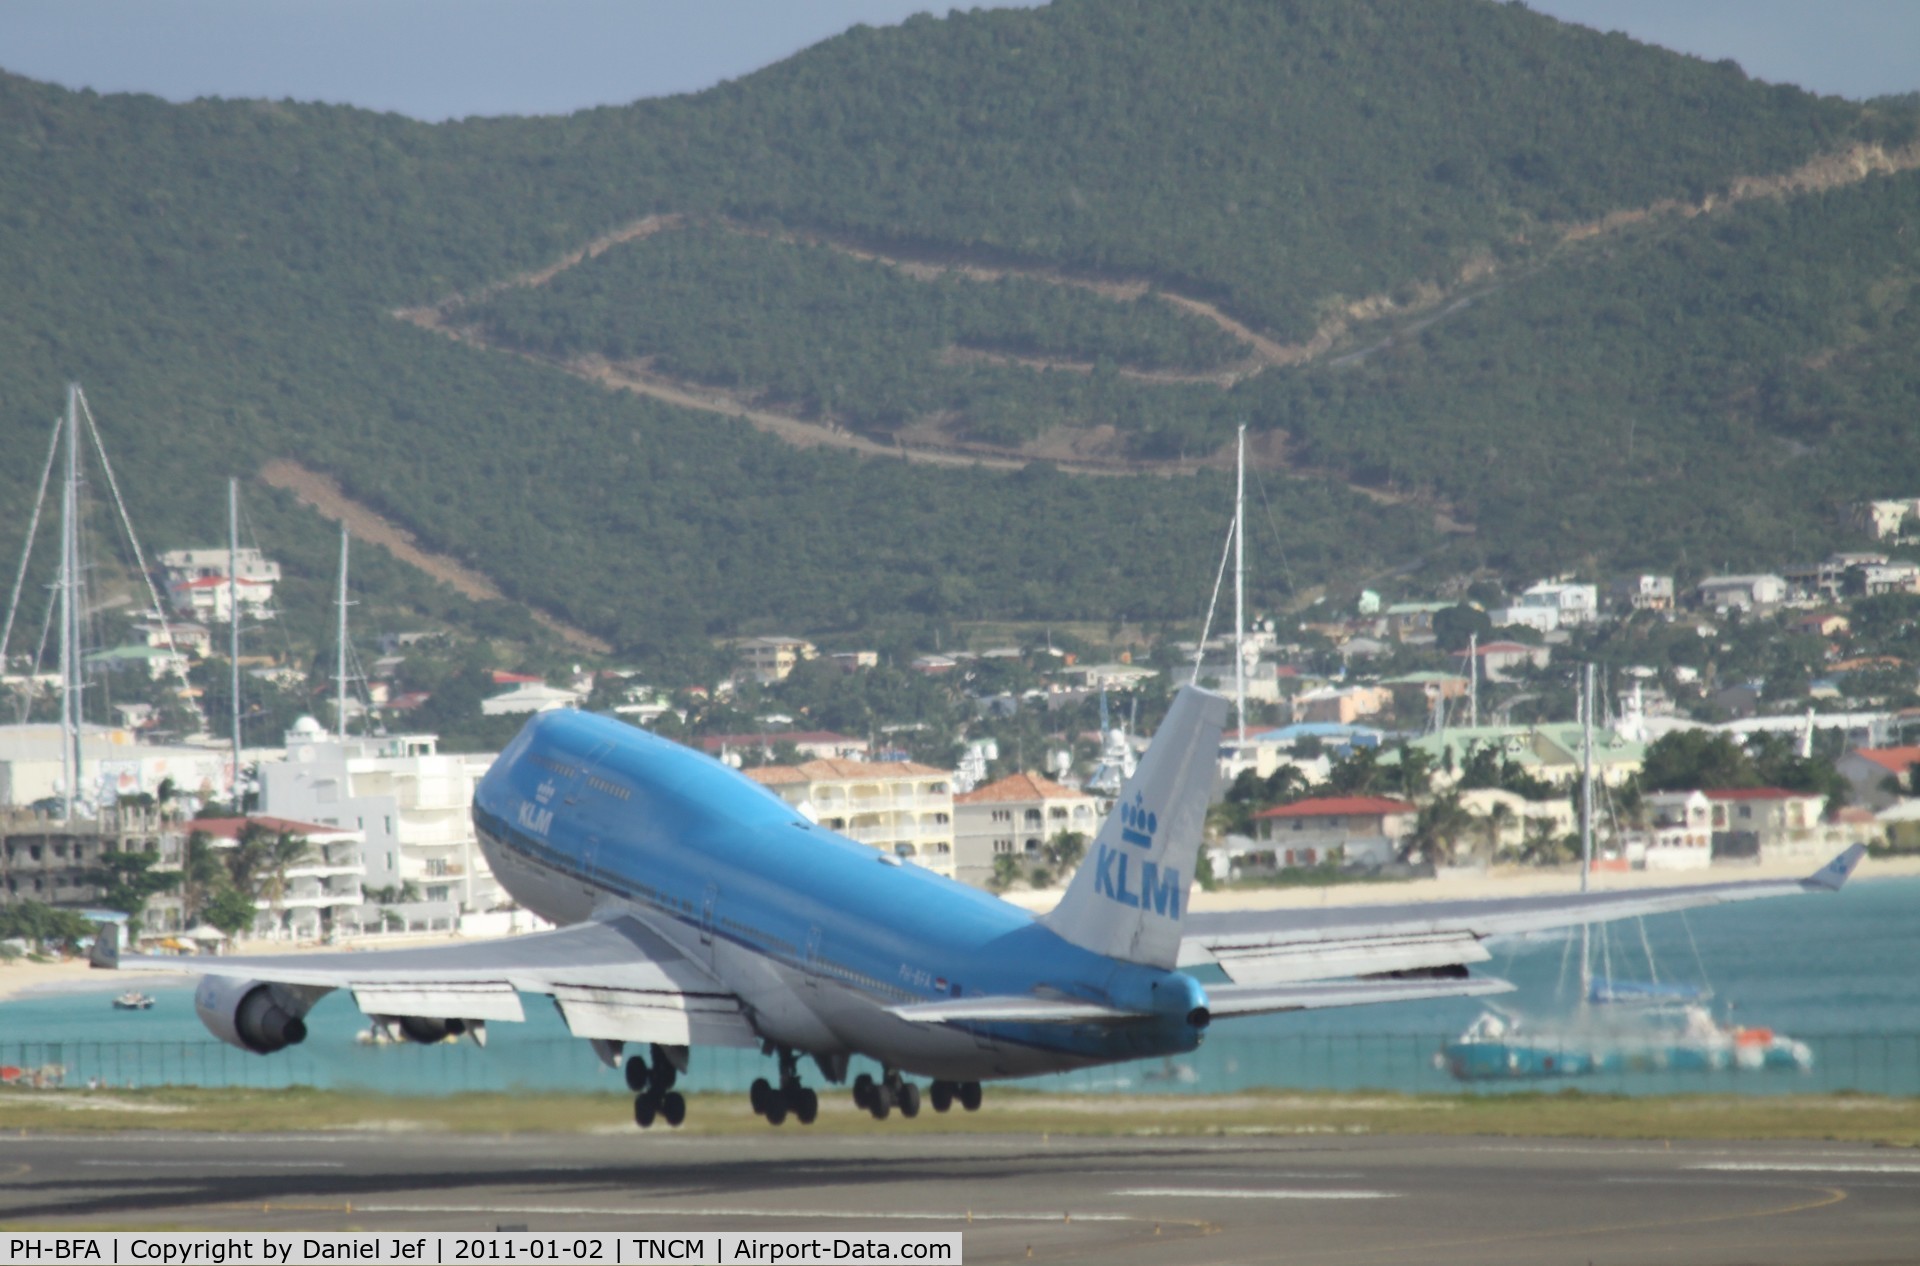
{"left": 1208, "top": 930, "right": 1491, "bottom": 985}
{"left": 1208, "top": 976, "right": 1515, "bottom": 1018}
{"left": 352, "top": 982, "right": 526, "bottom": 1022}
{"left": 554, "top": 984, "right": 756, "bottom": 1047}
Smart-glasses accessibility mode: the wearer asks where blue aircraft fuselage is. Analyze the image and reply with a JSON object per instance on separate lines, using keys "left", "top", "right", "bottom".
{"left": 471, "top": 709, "right": 1207, "bottom": 1080}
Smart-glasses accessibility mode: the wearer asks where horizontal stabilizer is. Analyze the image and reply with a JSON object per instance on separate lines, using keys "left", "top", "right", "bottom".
{"left": 889, "top": 995, "right": 1151, "bottom": 1025}
{"left": 1208, "top": 976, "right": 1514, "bottom": 1019}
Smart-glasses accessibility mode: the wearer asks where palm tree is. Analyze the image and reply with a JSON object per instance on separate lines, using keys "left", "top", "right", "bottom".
{"left": 1402, "top": 792, "right": 1472, "bottom": 866}
{"left": 1479, "top": 800, "right": 1517, "bottom": 864}
{"left": 178, "top": 830, "right": 228, "bottom": 927}
{"left": 989, "top": 853, "right": 1021, "bottom": 893}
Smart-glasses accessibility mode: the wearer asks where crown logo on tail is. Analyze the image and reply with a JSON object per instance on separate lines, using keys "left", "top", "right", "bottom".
{"left": 1119, "top": 793, "right": 1157, "bottom": 849}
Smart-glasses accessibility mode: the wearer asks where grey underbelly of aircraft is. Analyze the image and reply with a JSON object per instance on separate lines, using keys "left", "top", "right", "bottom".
{"left": 474, "top": 814, "right": 1188, "bottom": 1082}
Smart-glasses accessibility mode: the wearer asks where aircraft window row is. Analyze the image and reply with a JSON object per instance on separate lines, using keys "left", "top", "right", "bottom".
{"left": 529, "top": 754, "right": 579, "bottom": 779}
{"left": 585, "top": 775, "right": 631, "bottom": 800}
{"left": 817, "top": 958, "right": 910, "bottom": 1001}
{"left": 718, "top": 915, "right": 796, "bottom": 957}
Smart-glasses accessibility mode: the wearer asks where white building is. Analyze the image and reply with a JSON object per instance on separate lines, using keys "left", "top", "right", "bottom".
{"left": 1696, "top": 574, "right": 1788, "bottom": 613}
{"left": 481, "top": 682, "right": 584, "bottom": 716}
{"left": 952, "top": 771, "right": 1101, "bottom": 889}
{"left": 186, "top": 814, "right": 366, "bottom": 940}
{"left": 0, "top": 723, "right": 231, "bottom": 809}
{"left": 257, "top": 719, "right": 503, "bottom": 921}
{"left": 1610, "top": 574, "right": 1675, "bottom": 612}
{"left": 735, "top": 636, "right": 817, "bottom": 684}
{"left": 1495, "top": 581, "right": 1599, "bottom": 632}
{"left": 1634, "top": 790, "right": 1714, "bottom": 871}
{"left": 744, "top": 757, "right": 955, "bottom": 877}
{"left": 158, "top": 547, "right": 281, "bottom": 622}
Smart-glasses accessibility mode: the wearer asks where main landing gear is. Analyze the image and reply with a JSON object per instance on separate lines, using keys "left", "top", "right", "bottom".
{"left": 627, "top": 1043, "right": 687, "bottom": 1129}
{"left": 852, "top": 1071, "right": 983, "bottom": 1120}
{"left": 751, "top": 1046, "right": 819, "bottom": 1127}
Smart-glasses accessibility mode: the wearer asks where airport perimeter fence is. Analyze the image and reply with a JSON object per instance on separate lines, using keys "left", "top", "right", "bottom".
{"left": 5, "top": 1031, "right": 1918, "bottom": 1098}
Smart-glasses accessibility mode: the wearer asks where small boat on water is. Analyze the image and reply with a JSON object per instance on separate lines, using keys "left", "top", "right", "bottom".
{"left": 1438, "top": 1004, "right": 1813, "bottom": 1080}
{"left": 111, "top": 991, "right": 154, "bottom": 1011}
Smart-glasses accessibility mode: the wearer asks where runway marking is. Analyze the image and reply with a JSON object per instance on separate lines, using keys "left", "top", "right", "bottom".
{"left": 1112, "top": 1187, "right": 1396, "bottom": 1201}
{"left": 1688, "top": 1162, "right": 1920, "bottom": 1175}
{"left": 77, "top": 1159, "right": 346, "bottom": 1169}
{"left": 357, "top": 1204, "right": 1134, "bottom": 1223}
{"left": 1308, "top": 1186, "right": 1851, "bottom": 1260}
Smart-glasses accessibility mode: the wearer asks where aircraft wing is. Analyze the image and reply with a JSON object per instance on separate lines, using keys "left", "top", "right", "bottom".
{"left": 98, "top": 914, "right": 758, "bottom": 1048}
{"left": 1178, "top": 845, "right": 1867, "bottom": 986}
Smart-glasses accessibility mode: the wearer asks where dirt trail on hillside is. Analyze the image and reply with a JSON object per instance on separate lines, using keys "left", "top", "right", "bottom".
{"left": 1560, "top": 140, "right": 1920, "bottom": 243}
{"left": 389, "top": 137, "right": 1918, "bottom": 507}
{"left": 258, "top": 459, "right": 613, "bottom": 653}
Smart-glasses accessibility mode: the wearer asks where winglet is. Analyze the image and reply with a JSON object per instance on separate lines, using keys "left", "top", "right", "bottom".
{"left": 1803, "top": 843, "right": 1866, "bottom": 892}
{"left": 89, "top": 921, "right": 120, "bottom": 970}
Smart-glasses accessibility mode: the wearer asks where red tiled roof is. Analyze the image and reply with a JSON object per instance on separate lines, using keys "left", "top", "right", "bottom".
{"left": 1254, "top": 796, "right": 1416, "bottom": 819}
{"left": 186, "top": 815, "right": 355, "bottom": 839}
{"left": 956, "top": 772, "right": 1086, "bottom": 805}
{"left": 1849, "top": 746, "right": 1920, "bottom": 774}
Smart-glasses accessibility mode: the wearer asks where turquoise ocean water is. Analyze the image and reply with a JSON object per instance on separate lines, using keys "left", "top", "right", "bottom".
{"left": 2, "top": 876, "right": 1914, "bottom": 1098}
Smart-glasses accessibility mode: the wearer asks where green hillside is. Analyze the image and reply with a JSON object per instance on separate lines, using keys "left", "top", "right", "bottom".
{"left": 0, "top": 0, "right": 1916, "bottom": 674}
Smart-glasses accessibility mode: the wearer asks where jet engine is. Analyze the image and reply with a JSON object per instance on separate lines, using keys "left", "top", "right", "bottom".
{"left": 394, "top": 1015, "right": 466, "bottom": 1044}
{"left": 194, "top": 976, "right": 318, "bottom": 1054}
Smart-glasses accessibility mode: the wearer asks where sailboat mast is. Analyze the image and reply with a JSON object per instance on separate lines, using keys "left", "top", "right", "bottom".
{"left": 1467, "top": 632, "right": 1478, "bottom": 728}
{"left": 228, "top": 478, "right": 241, "bottom": 804}
{"left": 1580, "top": 661, "right": 1594, "bottom": 893}
{"left": 336, "top": 527, "right": 349, "bottom": 740}
{"left": 1233, "top": 423, "right": 1247, "bottom": 742}
{"left": 59, "top": 385, "right": 80, "bottom": 822}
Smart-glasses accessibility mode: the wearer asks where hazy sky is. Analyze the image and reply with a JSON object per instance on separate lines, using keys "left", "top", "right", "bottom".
{"left": 0, "top": 1, "right": 1914, "bottom": 122}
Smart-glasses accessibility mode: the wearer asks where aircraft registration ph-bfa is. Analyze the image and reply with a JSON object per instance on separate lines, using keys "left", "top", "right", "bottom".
{"left": 99, "top": 685, "right": 1864, "bottom": 1128}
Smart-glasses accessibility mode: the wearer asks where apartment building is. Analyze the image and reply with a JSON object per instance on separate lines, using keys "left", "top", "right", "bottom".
{"left": 744, "top": 757, "right": 955, "bottom": 877}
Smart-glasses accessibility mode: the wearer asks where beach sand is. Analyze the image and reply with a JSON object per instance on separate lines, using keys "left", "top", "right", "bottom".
{"left": 0, "top": 930, "right": 471, "bottom": 1004}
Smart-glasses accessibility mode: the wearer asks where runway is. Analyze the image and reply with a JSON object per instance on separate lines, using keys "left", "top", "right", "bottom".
{"left": 4, "top": 1130, "right": 1919, "bottom": 1265}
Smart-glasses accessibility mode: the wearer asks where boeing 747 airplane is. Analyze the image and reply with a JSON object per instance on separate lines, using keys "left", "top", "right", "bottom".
{"left": 98, "top": 685, "right": 1864, "bottom": 1128}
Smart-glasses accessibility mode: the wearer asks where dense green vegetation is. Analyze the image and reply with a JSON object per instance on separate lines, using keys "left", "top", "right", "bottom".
{"left": 0, "top": 0, "right": 1916, "bottom": 672}
{"left": 1247, "top": 168, "right": 1920, "bottom": 575}
{"left": 464, "top": 224, "right": 1244, "bottom": 442}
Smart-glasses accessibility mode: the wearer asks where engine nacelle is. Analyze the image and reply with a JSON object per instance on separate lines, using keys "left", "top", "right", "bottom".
{"left": 195, "top": 976, "right": 314, "bottom": 1055}
{"left": 394, "top": 1015, "right": 466, "bottom": 1045}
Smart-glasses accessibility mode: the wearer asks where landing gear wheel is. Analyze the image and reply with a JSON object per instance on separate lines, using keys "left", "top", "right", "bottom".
{"left": 750, "top": 1077, "right": 773, "bottom": 1116}
{"left": 794, "top": 1087, "right": 819, "bottom": 1125}
{"left": 764, "top": 1095, "right": 788, "bottom": 1126}
{"left": 869, "top": 1093, "right": 890, "bottom": 1121}
{"left": 852, "top": 1073, "right": 875, "bottom": 1110}
{"left": 624, "top": 1059, "right": 650, "bottom": 1093}
{"left": 651, "top": 1060, "right": 677, "bottom": 1093}
{"left": 633, "top": 1094, "right": 657, "bottom": 1129}
{"left": 898, "top": 1082, "right": 921, "bottom": 1119}
{"left": 958, "top": 1081, "right": 983, "bottom": 1112}
{"left": 661, "top": 1091, "right": 686, "bottom": 1127}
{"left": 929, "top": 1081, "right": 953, "bottom": 1113}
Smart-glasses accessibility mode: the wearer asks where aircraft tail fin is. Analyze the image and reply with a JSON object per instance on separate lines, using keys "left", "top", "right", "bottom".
{"left": 1042, "top": 684, "right": 1230, "bottom": 970}
{"left": 90, "top": 922, "right": 120, "bottom": 970}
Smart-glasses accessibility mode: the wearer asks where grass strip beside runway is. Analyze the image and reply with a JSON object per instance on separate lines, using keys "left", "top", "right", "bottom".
{"left": 3, "top": 1086, "right": 1918, "bottom": 1146}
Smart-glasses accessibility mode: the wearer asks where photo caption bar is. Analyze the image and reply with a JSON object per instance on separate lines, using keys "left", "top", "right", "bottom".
{"left": 2, "top": 1234, "right": 960, "bottom": 1266}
